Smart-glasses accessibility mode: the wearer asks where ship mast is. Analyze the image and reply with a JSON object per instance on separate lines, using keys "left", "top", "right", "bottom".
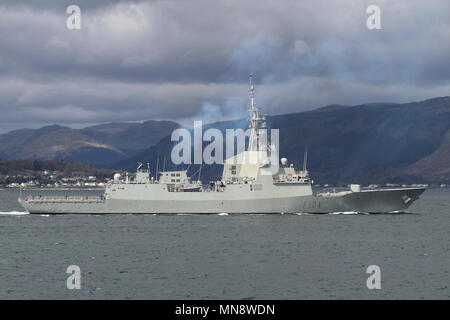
{"left": 248, "top": 75, "right": 267, "bottom": 152}
{"left": 303, "top": 145, "right": 308, "bottom": 172}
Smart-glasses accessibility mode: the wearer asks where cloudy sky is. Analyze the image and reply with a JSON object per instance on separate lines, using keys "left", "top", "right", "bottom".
{"left": 0, "top": 0, "right": 449, "bottom": 132}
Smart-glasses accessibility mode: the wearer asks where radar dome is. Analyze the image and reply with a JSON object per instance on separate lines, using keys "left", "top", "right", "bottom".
{"left": 281, "top": 158, "right": 288, "bottom": 166}
{"left": 261, "top": 159, "right": 271, "bottom": 167}
{"left": 113, "top": 173, "right": 121, "bottom": 182}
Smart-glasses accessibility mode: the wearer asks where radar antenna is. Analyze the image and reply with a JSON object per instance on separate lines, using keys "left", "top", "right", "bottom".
{"left": 248, "top": 74, "right": 267, "bottom": 152}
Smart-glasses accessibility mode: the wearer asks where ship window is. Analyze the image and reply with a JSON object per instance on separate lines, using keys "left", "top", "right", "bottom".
{"left": 231, "top": 165, "right": 236, "bottom": 170}
{"left": 171, "top": 173, "right": 175, "bottom": 177}
{"left": 231, "top": 170, "right": 236, "bottom": 175}
{"left": 171, "top": 179, "right": 175, "bottom": 182}
{"left": 176, "top": 173, "right": 180, "bottom": 176}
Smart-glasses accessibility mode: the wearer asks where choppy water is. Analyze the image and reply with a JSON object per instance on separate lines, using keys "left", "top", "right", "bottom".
{"left": 0, "top": 188, "right": 448, "bottom": 299}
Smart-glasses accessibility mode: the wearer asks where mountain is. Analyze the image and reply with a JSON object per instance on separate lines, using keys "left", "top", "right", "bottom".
{"left": 0, "top": 120, "right": 179, "bottom": 166}
{"left": 113, "top": 97, "right": 450, "bottom": 184}
{"left": 1, "top": 97, "right": 449, "bottom": 184}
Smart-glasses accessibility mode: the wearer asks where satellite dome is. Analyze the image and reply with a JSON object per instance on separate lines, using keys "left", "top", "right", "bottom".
{"left": 281, "top": 158, "right": 288, "bottom": 166}
{"left": 113, "top": 173, "right": 121, "bottom": 182}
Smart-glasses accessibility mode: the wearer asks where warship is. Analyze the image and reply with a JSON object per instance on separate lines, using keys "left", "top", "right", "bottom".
{"left": 19, "top": 78, "right": 425, "bottom": 214}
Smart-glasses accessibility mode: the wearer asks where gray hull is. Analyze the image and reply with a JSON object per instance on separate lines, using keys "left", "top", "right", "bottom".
{"left": 19, "top": 188, "right": 425, "bottom": 214}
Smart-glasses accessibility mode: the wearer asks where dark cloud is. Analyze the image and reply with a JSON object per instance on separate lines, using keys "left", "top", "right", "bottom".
{"left": 0, "top": 0, "right": 147, "bottom": 11}
{"left": 0, "top": 0, "right": 449, "bottom": 132}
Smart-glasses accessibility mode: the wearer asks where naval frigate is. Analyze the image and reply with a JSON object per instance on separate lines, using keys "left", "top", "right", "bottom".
{"left": 19, "top": 78, "right": 425, "bottom": 214}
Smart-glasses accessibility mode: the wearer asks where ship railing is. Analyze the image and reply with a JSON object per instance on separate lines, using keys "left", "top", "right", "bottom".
{"left": 204, "top": 187, "right": 225, "bottom": 192}
{"left": 23, "top": 195, "right": 105, "bottom": 203}
{"left": 111, "top": 180, "right": 159, "bottom": 184}
{"left": 316, "top": 191, "right": 352, "bottom": 197}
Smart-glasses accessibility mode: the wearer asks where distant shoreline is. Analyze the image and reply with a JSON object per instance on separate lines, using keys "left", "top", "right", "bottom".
{"left": 0, "top": 187, "right": 105, "bottom": 191}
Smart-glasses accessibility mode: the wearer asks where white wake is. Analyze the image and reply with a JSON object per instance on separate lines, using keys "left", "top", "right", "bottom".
{"left": 0, "top": 211, "right": 29, "bottom": 215}
{"left": 329, "top": 211, "right": 368, "bottom": 215}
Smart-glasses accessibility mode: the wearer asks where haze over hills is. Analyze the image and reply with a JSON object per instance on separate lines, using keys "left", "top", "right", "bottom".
{"left": 0, "top": 97, "right": 449, "bottom": 184}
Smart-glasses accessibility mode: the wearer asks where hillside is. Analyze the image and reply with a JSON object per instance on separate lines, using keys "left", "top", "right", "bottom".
{"left": 0, "top": 120, "right": 179, "bottom": 166}
{"left": 392, "top": 129, "right": 450, "bottom": 182}
{"left": 81, "top": 120, "right": 179, "bottom": 152}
